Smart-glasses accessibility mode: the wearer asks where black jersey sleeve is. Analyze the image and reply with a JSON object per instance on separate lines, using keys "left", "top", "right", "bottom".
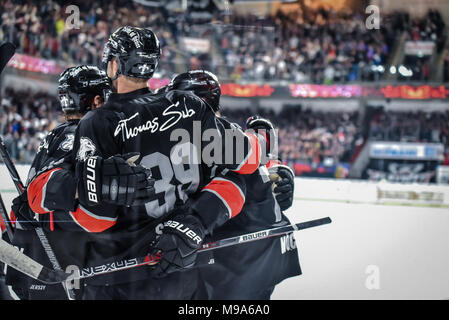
{"left": 27, "top": 123, "right": 78, "bottom": 214}
{"left": 70, "top": 109, "right": 122, "bottom": 232}
{"left": 200, "top": 109, "right": 265, "bottom": 174}
{"left": 23, "top": 122, "right": 78, "bottom": 231}
{"left": 191, "top": 168, "right": 247, "bottom": 234}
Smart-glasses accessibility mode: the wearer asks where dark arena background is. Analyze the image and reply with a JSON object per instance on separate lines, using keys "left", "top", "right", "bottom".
{"left": 0, "top": 0, "right": 449, "bottom": 301}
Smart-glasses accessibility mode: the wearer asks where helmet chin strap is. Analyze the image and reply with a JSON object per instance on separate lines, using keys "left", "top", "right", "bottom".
{"left": 109, "top": 69, "right": 120, "bottom": 81}
{"left": 108, "top": 58, "right": 120, "bottom": 81}
{"left": 108, "top": 69, "right": 119, "bottom": 93}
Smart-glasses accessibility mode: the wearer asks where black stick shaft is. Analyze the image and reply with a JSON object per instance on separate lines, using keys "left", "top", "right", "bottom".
{"left": 0, "top": 136, "right": 24, "bottom": 193}
{"left": 0, "top": 217, "right": 332, "bottom": 285}
{"left": 0, "top": 194, "right": 13, "bottom": 241}
{"left": 0, "top": 138, "right": 75, "bottom": 299}
{"left": 199, "top": 217, "right": 332, "bottom": 252}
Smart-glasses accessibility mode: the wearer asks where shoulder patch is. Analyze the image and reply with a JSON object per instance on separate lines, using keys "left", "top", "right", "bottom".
{"left": 76, "top": 137, "right": 97, "bottom": 161}
{"left": 58, "top": 133, "right": 75, "bottom": 152}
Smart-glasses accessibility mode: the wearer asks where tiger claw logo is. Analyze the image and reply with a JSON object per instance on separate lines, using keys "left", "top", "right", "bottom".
{"left": 76, "top": 137, "right": 97, "bottom": 161}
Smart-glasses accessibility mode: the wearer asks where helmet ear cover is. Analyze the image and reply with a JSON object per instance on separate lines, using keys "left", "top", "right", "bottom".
{"left": 118, "top": 53, "right": 160, "bottom": 79}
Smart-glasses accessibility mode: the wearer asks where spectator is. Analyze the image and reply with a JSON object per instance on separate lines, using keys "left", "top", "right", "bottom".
{"left": 0, "top": 87, "right": 60, "bottom": 164}
{"left": 0, "top": 0, "right": 178, "bottom": 77}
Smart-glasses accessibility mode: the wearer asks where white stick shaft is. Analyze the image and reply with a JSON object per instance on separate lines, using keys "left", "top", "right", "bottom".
{"left": 0, "top": 238, "right": 43, "bottom": 280}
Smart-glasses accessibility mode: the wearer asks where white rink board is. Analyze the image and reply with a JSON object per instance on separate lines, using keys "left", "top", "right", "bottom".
{"left": 1, "top": 165, "right": 448, "bottom": 299}
{"left": 293, "top": 177, "right": 449, "bottom": 207}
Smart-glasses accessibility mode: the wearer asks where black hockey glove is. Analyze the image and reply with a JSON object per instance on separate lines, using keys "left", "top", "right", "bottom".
{"left": 11, "top": 192, "right": 40, "bottom": 230}
{"left": 246, "top": 115, "right": 278, "bottom": 156}
{"left": 151, "top": 209, "right": 206, "bottom": 278}
{"left": 269, "top": 164, "right": 295, "bottom": 211}
{"left": 78, "top": 152, "right": 155, "bottom": 207}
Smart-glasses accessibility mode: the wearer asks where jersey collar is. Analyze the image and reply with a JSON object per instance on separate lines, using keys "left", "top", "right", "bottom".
{"left": 108, "top": 87, "right": 152, "bottom": 102}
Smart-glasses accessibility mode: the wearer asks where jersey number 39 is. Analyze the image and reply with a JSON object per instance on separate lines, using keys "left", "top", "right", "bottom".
{"left": 140, "top": 142, "right": 200, "bottom": 218}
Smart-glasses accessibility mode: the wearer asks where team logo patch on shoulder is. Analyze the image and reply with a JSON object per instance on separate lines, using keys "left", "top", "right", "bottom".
{"left": 37, "top": 132, "right": 53, "bottom": 153}
{"left": 77, "top": 137, "right": 97, "bottom": 161}
{"left": 59, "top": 134, "right": 75, "bottom": 152}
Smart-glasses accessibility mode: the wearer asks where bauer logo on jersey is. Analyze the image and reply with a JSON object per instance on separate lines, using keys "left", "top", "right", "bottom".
{"left": 86, "top": 156, "right": 98, "bottom": 203}
{"left": 59, "top": 133, "right": 75, "bottom": 152}
{"left": 77, "top": 137, "right": 97, "bottom": 161}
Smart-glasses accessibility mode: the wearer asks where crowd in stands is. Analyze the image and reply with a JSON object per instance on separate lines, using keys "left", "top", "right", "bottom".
{"left": 369, "top": 109, "right": 449, "bottom": 170}
{"left": 216, "top": 8, "right": 447, "bottom": 83}
{"left": 0, "top": 1, "right": 448, "bottom": 178}
{"left": 2, "top": 84, "right": 449, "bottom": 178}
{"left": 369, "top": 110, "right": 449, "bottom": 148}
{"left": 397, "top": 9, "right": 446, "bottom": 82}
{"left": 0, "top": 0, "right": 178, "bottom": 78}
{"left": 0, "top": 88, "right": 61, "bottom": 164}
{"left": 221, "top": 107, "right": 360, "bottom": 170}
{"left": 0, "top": 86, "right": 360, "bottom": 169}
{"left": 215, "top": 8, "right": 394, "bottom": 83}
{"left": 2, "top": 79, "right": 449, "bottom": 161}
{"left": 1, "top": 1, "right": 446, "bottom": 83}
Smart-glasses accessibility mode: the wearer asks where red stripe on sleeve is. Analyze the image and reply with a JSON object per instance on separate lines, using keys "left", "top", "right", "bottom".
{"left": 234, "top": 132, "right": 261, "bottom": 175}
{"left": 203, "top": 178, "right": 245, "bottom": 218}
{"left": 70, "top": 206, "right": 117, "bottom": 233}
{"left": 28, "top": 168, "right": 61, "bottom": 214}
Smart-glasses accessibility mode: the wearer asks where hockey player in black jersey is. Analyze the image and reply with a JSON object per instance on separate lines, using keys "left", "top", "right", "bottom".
{"left": 5, "top": 65, "right": 154, "bottom": 300}
{"left": 71, "top": 26, "right": 265, "bottom": 299}
{"left": 166, "top": 70, "right": 300, "bottom": 300}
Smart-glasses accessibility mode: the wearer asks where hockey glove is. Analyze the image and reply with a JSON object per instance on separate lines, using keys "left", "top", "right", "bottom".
{"left": 151, "top": 210, "right": 205, "bottom": 278}
{"left": 79, "top": 152, "right": 155, "bottom": 207}
{"left": 269, "top": 164, "right": 295, "bottom": 211}
{"left": 11, "top": 192, "right": 39, "bottom": 230}
{"left": 246, "top": 115, "right": 278, "bottom": 156}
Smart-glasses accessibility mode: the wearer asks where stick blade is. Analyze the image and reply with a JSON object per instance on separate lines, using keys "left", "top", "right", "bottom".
{"left": 0, "top": 41, "right": 16, "bottom": 74}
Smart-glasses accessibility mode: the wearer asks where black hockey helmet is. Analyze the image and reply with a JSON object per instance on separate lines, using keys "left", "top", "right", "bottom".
{"left": 58, "top": 65, "right": 112, "bottom": 114}
{"left": 102, "top": 26, "right": 161, "bottom": 80}
{"left": 168, "top": 70, "right": 221, "bottom": 112}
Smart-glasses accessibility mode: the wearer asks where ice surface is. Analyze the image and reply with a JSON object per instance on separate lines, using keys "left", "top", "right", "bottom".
{"left": 272, "top": 199, "right": 449, "bottom": 299}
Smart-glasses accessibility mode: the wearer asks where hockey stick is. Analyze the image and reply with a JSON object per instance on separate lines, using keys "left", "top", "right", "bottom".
{"left": 0, "top": 42, "right": 17, "bottom": 241}
{"left": 0, "top": 41, "right": 15, "bottom": 75}
{"left": 0, "top": 137, "right": 76, "bottom": 300}
{"left": 0, "top": 194, "right": 13, "bottom": 242}
{"left": 0, "top": 137, "right": 25, "bottom": 194}
{"left": 0, "top": 217, "right": 331, "bottom": 285}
